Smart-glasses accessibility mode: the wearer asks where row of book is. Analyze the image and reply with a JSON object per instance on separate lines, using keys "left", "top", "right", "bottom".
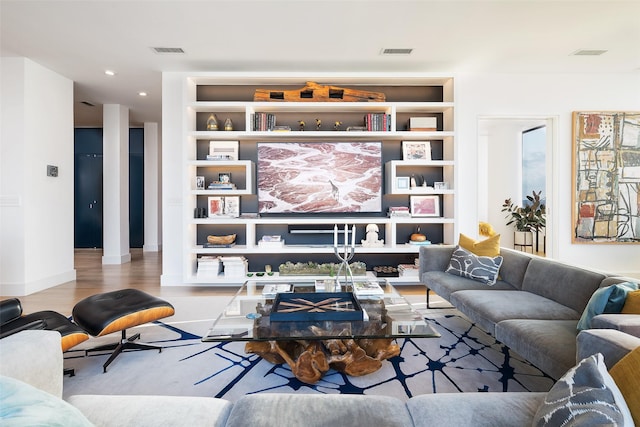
{"left": 251, "top": 112, "right": 277, "bottom": 131}
{"left": 364, "top": 113, "right": 391, "bottom": 131}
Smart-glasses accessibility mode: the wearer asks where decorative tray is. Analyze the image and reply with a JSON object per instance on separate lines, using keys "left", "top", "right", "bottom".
{"left": 270, "top": 292, "right": 363, "bottom": 322}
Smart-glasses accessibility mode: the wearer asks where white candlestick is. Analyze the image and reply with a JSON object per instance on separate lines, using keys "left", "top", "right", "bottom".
{"left": 351, "top": 225, "right": 356, "bottom": 248}
{"left": 334, "top": 225, "right": 338, "bottom": 248}
{"left": 344, "top": 224, "right": 348, "bottom": 251}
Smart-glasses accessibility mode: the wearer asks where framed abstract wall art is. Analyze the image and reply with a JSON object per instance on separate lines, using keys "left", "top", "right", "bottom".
{"left": 572, "top": 111, "right": 640, "bottom": 243}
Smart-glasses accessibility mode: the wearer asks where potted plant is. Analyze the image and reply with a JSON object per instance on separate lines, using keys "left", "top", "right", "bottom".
{"left": 502, "top": 190, "right": 546, "bottom": 247}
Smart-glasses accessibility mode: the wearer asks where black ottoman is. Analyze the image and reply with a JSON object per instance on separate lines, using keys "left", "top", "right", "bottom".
{"left": 72, "top": 289, "right": 175, "bottom": 372}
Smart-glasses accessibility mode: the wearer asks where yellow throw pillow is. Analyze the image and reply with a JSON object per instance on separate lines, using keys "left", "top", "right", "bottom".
{"left": 609, "top": 346, "right": 640, "bottom": 426}
{"left": 621, "top": 290, "right": 640, "bottom": 314}
{"left": 459, "top": 233, "right": 501, "bottom": 257}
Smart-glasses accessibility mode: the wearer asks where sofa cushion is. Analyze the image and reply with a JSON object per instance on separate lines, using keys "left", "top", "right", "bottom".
{"left": 591, "top": 314, "right": 640, "bottom": 337}
{"left": 0, "top": 375, "right": 93, "bottom": 427}
{"left": 494, "top": 248, "right": 532, "bottom": 290}
{"left": 521, "top": 258, "right": 607, "bottom": 313}
{"left": 495, "top": 319, "right": 579, "bottom": 380}
{"left": 532, "top": 353, "right": 632, "bottom": 427}
{"left": 224, "top": 393, "right": 413, "bottom": 427}
{"left": 459, "top": 233, "right": 500, "bottom": 257}
{"left": 577, "top": 282, "right": 639, "bottom": 330}
{"left": 609, "top": 346, "right": 640, "bottom": 425}
{"left": 621, "top": 290, "right": 640, "bottom": 314}
{"left": 421, "top": 271, "right": 516, "bottom": 301}
{"left": 407, "top": 392, "right": 547, "bottom": 427}
{"left": 445, "top": 246, "right": 503, "bottom": 285}
{"left": 450, "top": 290, "right": 581, "bottom": 335}
{"left": 67, "top": 395, "right": 233, "bottom": 427}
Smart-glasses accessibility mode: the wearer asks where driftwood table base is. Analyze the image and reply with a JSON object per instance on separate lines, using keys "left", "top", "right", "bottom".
{"left": 245, "top": 331, "right": 400, "bottom": 384}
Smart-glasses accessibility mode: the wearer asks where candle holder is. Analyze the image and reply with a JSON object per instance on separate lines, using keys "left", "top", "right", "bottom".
{"left": 333, "top": 224, "right": 356, "bottom": 287}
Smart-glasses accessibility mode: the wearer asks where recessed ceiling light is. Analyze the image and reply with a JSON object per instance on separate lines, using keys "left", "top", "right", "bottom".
{"left": 138, "top": 92, "right": 148, "bottom": 97}
{"left": 380, "top": 48, "right": 413, "bottom": 55}
{"left": 571, "top": 49, "right": 608, "bottom": 56}
{"left": 104, "top": 70, "right": 116, "bottom": 76}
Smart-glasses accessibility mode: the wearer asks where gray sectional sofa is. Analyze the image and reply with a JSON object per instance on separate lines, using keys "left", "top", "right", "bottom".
{"left": 1, "top": 327, "right": 638, "bottom": 425}
{"left": 419, "top": 245, "right": 640, "bottom": 379}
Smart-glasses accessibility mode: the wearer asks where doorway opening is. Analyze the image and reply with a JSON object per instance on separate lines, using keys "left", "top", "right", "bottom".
{"left": 477, "top": 117, "right": 556, "bottom": 257}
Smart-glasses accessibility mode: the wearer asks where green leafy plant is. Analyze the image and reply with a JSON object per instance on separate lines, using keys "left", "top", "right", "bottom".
{"left": 502, "top": 190, "right": 546, "bottom": 232}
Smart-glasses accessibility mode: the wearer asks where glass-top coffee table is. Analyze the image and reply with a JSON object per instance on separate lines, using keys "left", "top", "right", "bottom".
{"left": 203, "top": 279, "right": 440, "bottom": 383}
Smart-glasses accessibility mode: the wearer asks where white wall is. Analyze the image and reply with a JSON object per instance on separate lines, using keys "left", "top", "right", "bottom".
{"left": 457, "top": 72, "right": 640, "bottom": 276}
{"left": 1, "top": 58, "right": 75, "bottom": 295}
{"left": 160, "top": 72, "right": 185, "bottom": 285}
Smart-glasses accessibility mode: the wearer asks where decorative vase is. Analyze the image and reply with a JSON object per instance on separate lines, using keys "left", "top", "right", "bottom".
{"left": 514, "top": 231, "right": 533, "bottom": 246}
{"left": 206, "top": 114, "right": 218, "bottom": 131}
{"left": 224, "top": 118, "right": 233, "bottom": 131}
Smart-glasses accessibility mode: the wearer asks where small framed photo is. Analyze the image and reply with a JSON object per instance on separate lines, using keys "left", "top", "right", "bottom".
{"left": 396, "top": 176, "right": 410, "bottom": 190}
{"left": 195, "top": 176, "right": 205, "bottom": 190}
{"left": 402, "top": 141, "right": 431, "bottom": 161}
{"left": 223, "top": 196, "right": 240, "bottom": 217}
{"left": 218, "top": 172, "right": 231, "bottom": 183}
{"left": 208, "top": 197, "right": 224, "bottom": 217}
{"left": 434, "top": 181, "right": 449, "bottom": 190}
{"left": 410, "top": 195, "right": 440, "bottom": 217}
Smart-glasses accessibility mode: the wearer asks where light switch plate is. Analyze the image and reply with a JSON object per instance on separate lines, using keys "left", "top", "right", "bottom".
{"left": 47, "top": 165, "right": 58, "bottom": 177}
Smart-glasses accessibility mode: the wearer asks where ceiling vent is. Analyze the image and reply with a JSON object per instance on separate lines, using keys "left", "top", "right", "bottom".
{"left": 572, "top": 49, "right": 607, "bottom": 56}
{"left": 380, "top": 48, "right": 413, "bottom": 55}
{"left": 151, "top": 47, "right": 185, "bottom": 54}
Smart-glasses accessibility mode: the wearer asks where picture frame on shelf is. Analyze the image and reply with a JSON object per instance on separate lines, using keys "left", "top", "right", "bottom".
{"left": 402, "top": 141, "right": 431, "bottom": 161}
{"left": 410, "top": 195, "right": 440, "bottom": 217}
{"left": 218, "top": 172, "right": 231, "bottom": 183}
{"left": 434, "top": 181, "right": 449, "bottom": 190}
{"left": 223, "top": 196, "right": 240, "bottom": 217}
{"left": 396, "top": 176, "right": 410, "bottom": 190}
{"left": 208, "top": 196, "right": 224, "bottom": 217}
{"left": 196, "top": 176, "right": 205, "bottom": 190}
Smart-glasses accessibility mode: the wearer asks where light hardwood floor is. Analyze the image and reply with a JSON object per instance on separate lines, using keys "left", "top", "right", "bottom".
{"left": 4, "top": 248, "right": 425, "bottom": 316}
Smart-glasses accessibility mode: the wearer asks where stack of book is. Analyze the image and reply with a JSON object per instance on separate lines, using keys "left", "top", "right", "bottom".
{"left": 251, "top": 112, "right": 276, "bottom": 131}
{"left": 398, "top": 264, "right": 419, "bottom": 278}
{"left": 220, "top": 256, "right": 248, "bottom": 278}
{"left": 353, "top": 280, "right": 384, "bottom": 296}
{"left": 196, "top": 256, "right": 221, "bottom": 278}
{"left": 258, "top": 235, "right": 284, "bottom": 248}
{"left": 208, "top": 181, "right": 236, "bottom": 190}
{"left": 364, "top": 113, "right": 391, "bottom": 131}
{"left": 388, "top": 206, "right": 411, "bottom": 217}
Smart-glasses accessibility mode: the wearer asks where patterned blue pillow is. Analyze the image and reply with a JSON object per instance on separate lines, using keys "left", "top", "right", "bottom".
{"left": 445, "top": 245, "right": 503, "bottom": 285}
{"left": 532, "top": 353, "right": 633, "bottom": 427}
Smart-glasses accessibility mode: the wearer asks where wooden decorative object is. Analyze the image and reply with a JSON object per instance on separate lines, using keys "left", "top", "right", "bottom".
{"left": 244, "top": 326, "right": 400, "bottom": 384}
{"left": 253, "top": 81, "right": 385, "bottom": 102}
{"left": 207, "top": 234, "right": 236, "bottom": 245}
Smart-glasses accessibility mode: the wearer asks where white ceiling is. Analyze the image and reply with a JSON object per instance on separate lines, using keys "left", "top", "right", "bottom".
{"left": 2, "top": 0, "right": 639, "bottom": 127}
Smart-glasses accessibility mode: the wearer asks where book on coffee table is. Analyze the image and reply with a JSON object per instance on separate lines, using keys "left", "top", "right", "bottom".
{"left": 262, "top": 283, "right": 293, "bottom": 298}
{"left": 353, "top": 281, "right": 384, "bottom": 296}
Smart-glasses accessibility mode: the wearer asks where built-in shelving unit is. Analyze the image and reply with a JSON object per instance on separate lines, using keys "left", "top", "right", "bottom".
{"left": 181, "top": 75, "right": 456, "bottom": 285}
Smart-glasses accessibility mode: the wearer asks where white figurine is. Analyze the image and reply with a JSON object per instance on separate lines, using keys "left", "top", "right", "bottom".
{"left": 361, "top": 223, "right": 384, "bottom": 248}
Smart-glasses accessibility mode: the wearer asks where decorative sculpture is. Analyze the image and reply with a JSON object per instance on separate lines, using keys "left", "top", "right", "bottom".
{"left": 361, "top": 223, "right": 384, "bottom": 248}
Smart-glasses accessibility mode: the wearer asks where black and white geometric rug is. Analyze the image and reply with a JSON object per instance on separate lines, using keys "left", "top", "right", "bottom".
{"left": 62, "top": 296, "right": 554, "bottom": 401}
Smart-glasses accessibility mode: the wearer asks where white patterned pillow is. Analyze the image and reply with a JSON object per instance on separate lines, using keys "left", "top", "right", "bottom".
{"left": 533, "top": 353, "right": 633, "bottom": 427}
{"left": 445, "top": 245, "right": 503, "bottom": 285}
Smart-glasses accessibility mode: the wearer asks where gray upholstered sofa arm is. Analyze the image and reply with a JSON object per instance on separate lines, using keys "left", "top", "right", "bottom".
{"left": 576, "top": 329, "right": 640, "bottom": 369}
{"left": 0, "top": 330, "right": 63, "bottom": 398}
{"left": 418, "top": 245, "right": 455, "bottom": 276}
{"left": 591, "top": 314, "right": 640, "bottom": 337}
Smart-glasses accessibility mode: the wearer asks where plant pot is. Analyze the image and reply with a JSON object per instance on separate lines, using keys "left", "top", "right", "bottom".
{"left": 514, "top": 231, "right": 533, "bottom": 246}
